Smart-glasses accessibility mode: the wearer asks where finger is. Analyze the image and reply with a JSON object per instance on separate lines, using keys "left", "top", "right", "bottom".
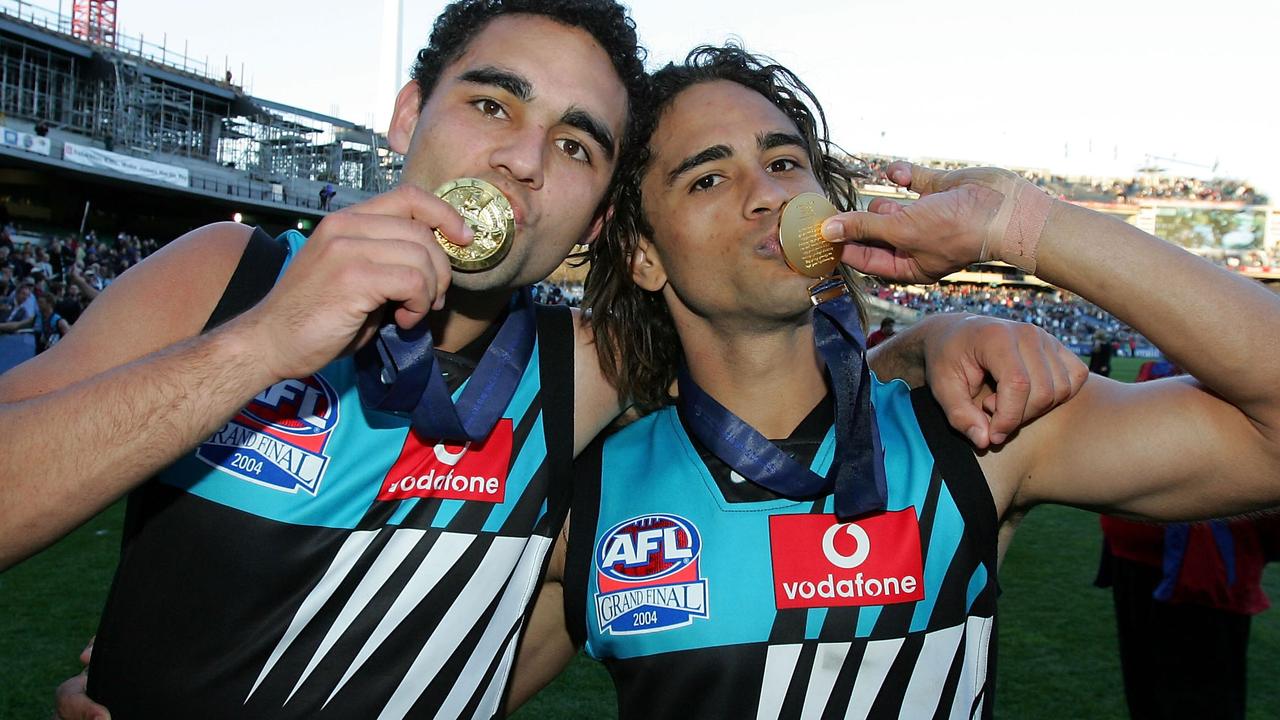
{"left": 837, "top": 243, "right": 931, "bottom": 284}
{"left": 886, "top": 161, "right": 949, "bottom": 196}
{"left": 985, "top": 346, "right": 1033, "bottom": 445}
{"left": 1061, "top": 342, "right": 1089, "bottom": 399}
{"left": 821, "top": 210, "right": 897, "bottom": 244}
{"left": 54, "top": 673, "right": 111, "bottom": 720}
{"left": 1043, "top": 334, "right": 1076, "bottom": 408}
{"left": 345, "top": 186, "right": 474, "bottom": 245}
{"left": 1004, "top": 332, "right": 1058, "bottom": 433}
{"left": 866, "top": 197, "right": 905, "bottom": 216}
{"left": 322, "top": 213, "right": 458, "bottom": 254}
{"left": 929, "top": 362, "right": 992, "bottom": 449}
{"left": 79, "top": 636, "right": 95, "bottom": 666}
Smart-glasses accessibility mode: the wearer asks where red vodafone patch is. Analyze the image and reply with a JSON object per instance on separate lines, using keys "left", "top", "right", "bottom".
{"left": 377, "top": 419, "right": 513, "bottom": 503}
{"left": 769, "top": 510, "right": 925, "bottom": 610}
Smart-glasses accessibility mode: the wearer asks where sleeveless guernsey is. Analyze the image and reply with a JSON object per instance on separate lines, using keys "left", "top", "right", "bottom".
{"left": 566, "top": 380, "right": 999, "bottom": 720}
{"left": 88, "top": 229, "right": 575, "bottom": 719}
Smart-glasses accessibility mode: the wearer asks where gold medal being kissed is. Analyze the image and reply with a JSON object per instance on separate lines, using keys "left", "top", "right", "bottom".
{"left": 432, "top": 178, "right": 515, "bottom": 271}
{"left": 779, "top": 192, "right": 839, "bottom": 278}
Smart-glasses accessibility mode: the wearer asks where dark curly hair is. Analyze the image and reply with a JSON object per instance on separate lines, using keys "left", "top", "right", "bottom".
{"left": 410, "top": 0, "right": 648, "bottom": 168}
{"left": 585, "top": 44, "right": 865, "bottom": 413}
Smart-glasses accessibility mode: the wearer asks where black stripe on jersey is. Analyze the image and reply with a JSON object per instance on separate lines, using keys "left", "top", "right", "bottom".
{"left": 404, "top": 577, "right": 510, "bottom": 714}
{"left": 565, "top": 434, "right": 604, "bottom": 649}
{"left": 246, "top": 527, "right": 475, "bottom": 710}
{"left": 768, "top": 607, "right": 809, "bottom": 645}
{"left": 909, "top": 387, "right": 998, "bottom": 578}
{"left": 356, "top": 491, "right": 404, "bottom": 531}
{"left": 605, "top": 644, "right": 774, "bottom": 720}
{"left": 823, "top": 640, "right": 871, "bottom": 720}
{"left": 778, "top": 642, "right": 822, "bottom": 718}
{"left": 202, "top": 226, "right": 286, "bottom": 332}
{"left": 870, "top": 466, "right": 943, "bottom": 638}
{"left": 866, "top": 630, "right": 926, "bottom": 717}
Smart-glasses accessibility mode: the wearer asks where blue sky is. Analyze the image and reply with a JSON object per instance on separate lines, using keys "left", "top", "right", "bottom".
{"left": 27, "top": 0, "right": 1279, "bottom": 195}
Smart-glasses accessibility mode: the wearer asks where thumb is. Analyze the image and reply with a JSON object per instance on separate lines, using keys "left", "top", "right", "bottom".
{"left": 821, "top": 209, "right": 899, "bottom": 245}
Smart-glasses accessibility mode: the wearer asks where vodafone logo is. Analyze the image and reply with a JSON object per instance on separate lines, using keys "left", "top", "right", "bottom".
{"left": 822, "top": 523, "right": 870, "bottom": 569}
{"left": 434, "top": 442, "right": 469, "bottom": 465}
{"left": 769, "top": 510, "right": 925, "bottom": 610}
{"left": 377, "top": 419, "right": 513, "bottom": 503}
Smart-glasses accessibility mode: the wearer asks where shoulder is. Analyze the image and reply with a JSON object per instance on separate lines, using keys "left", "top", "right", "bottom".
{"left": 0, "top": 223, "right": 254, "bottom": 401}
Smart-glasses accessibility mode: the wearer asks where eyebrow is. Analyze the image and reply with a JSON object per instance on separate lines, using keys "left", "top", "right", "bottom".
{"left": 665, "top": 144, "right": 732, "bottom": 187}
{"left": 458, "top": 67, "right": 532, "bottom": 101}
{"left": 759, "top": 131, "right": 809, "bottom": 153}
{"left": 562, "top": 108, "right": 616, "bottom": 162}
{"left": 458, "top": 68, "right": 616, "bottom": 163}
{"left": 663, "top": 131, "right": 811, "bottom": 188}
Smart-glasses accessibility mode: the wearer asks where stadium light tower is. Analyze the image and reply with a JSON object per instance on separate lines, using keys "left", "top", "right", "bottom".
{"left": 71, "top": 0, "right": 117, "bottom": 47}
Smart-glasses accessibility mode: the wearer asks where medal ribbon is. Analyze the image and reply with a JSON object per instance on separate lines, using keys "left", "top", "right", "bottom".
{"left": 355, "top": 287, "right": 535, "bottom": 442}
{"left": 679, "top": 278, "right": 887, "bottom": 519}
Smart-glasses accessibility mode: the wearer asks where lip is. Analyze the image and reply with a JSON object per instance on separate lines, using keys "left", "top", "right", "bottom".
{"left": 755, "top": 229, "right": 784, "bottom": 260}
{"left": 487, "top": 180, "right": 528, "bottom": 228}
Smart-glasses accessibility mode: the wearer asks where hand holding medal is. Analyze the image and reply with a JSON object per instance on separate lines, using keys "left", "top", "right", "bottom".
{"left": 355, "top": 178, "right": 534, "bottom": 442}
{"left": 432, "top": 178, "right": 515, "bottom": 271}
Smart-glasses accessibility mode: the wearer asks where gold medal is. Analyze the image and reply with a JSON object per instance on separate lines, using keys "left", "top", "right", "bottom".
{"left": 779, "top": 192, "right": 839, "bottom": 278}
{"left": 432, "top": 178, "right": 515, "bottom": 271}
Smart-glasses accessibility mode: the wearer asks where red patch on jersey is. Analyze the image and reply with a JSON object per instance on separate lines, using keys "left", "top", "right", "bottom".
{"left": 377, "top": 419, "right": 513, "bottom": 503}
{"left": 769, "top": 510, "right": 925, "bottom": 609}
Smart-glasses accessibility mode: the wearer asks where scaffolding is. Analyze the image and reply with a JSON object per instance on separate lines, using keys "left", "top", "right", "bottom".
{"left": 1, "top": 0, "right": 399, "bottom": 195}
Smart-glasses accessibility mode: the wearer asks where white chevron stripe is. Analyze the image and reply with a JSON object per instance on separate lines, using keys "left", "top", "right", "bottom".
{"left": 468, "top": 623, "right": 522, "bottom": 720}
{"left": 285, "top": 529, "right": 426, "bottom": 702}
{"left": 246, "top": 529, "right": 379, "bottom": 702}
{"left": 799, "top": 642, "right": 852, "bottom": 720}
{"left": 756, "top": 643, "right": 803, "bottom": 720}
{"left": 841, "top": 636, "right": 905, "bottom": 720}
{"left": 949, "top": 616, "right": 994, "bottom": 720}
{"left": 322, "top": 531, "right": 474, "bottom": 707}
{"left": 901, "top": 622, "right": 966, "bottom": 718}
{"left": 376, "top": 536, "right": 529, "bottom": 720}
{"left": 435, "top": 536, "right": 552, "bottom": 719}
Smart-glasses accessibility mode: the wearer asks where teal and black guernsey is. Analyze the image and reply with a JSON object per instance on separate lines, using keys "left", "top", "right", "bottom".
{"left": 565, "top": 379, "right": 999, "bottom": 720}
{"left": 88, "top": 229, "right": 575, "bottom": 719}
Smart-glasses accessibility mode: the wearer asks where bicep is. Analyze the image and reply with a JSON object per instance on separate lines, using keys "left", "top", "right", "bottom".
{"left": 505, "top": 579, "right": 577, "bottom": 711}
{"left": 990, "top": 375, "right": 1280, "bottom": 521}
{"left": 572, "top": 309, "right": 625, "bottom": 456}
{"left": 0, "top": 223, "right": 251, "bottom": 403}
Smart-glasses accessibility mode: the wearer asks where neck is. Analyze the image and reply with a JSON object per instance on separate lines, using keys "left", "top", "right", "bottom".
{"left": 678, "top": 311, "right": 827, "bottom": 439}
{"left": 429, "top": 286, "right": 516, "bottom": 352}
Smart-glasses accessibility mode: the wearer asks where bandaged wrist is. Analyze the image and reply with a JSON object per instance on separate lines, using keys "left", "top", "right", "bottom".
{"left": 982, "top": 184, "right": 1053, "bottom": 274}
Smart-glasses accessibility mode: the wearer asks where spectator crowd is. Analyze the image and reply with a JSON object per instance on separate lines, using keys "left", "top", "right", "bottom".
{"left": 869, "top": 281, "right": 1151, "bottom": 357}
{"left": 841, "top": 152, "right": 1267, "bottom": 206}
{"left": 1, "top": 223, "right": 161, "bottom": 358}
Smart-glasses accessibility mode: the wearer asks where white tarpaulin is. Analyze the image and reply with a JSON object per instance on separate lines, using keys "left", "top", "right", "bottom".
{"left": 62, "top": 142, "right": 190, "bottom": 188}
{"left": 0, "top": 126, "right": 52, "bottom": 156}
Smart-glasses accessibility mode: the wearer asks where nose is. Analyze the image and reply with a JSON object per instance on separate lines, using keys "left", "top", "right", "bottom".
{"left": 744, "top": 168, "right": 790, "bottom": 220}
{"left": 490, "top": 124, "right": 546, "bottom": 191}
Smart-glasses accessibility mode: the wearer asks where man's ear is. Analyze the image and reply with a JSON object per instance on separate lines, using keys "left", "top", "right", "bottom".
{"left": 387, "top": 81, "right": 423, "bottom": 155}
{"left": 579, "top": 206, "right": 613, "bottom": 247}
{"left": 630, "top": 236, "right": 667, "bottom": 292}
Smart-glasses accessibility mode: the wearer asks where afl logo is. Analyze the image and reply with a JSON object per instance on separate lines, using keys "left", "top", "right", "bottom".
{"left": 242, "top": 376, "right": 339, "bottom": 436}
{"left": 596, "top": 514, "right": 701, "bottom": 584}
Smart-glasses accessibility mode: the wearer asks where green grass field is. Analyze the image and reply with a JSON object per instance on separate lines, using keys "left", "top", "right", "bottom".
{"left": 6, "top": 355, "right": 1277, "bottom": 718}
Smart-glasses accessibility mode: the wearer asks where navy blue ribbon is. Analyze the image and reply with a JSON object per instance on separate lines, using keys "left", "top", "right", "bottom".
{"left": 355, "top": 287, "right": 535, "bottom": 442}
{"left": 679, "top": 279, "right": 887, "bottom": 519}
